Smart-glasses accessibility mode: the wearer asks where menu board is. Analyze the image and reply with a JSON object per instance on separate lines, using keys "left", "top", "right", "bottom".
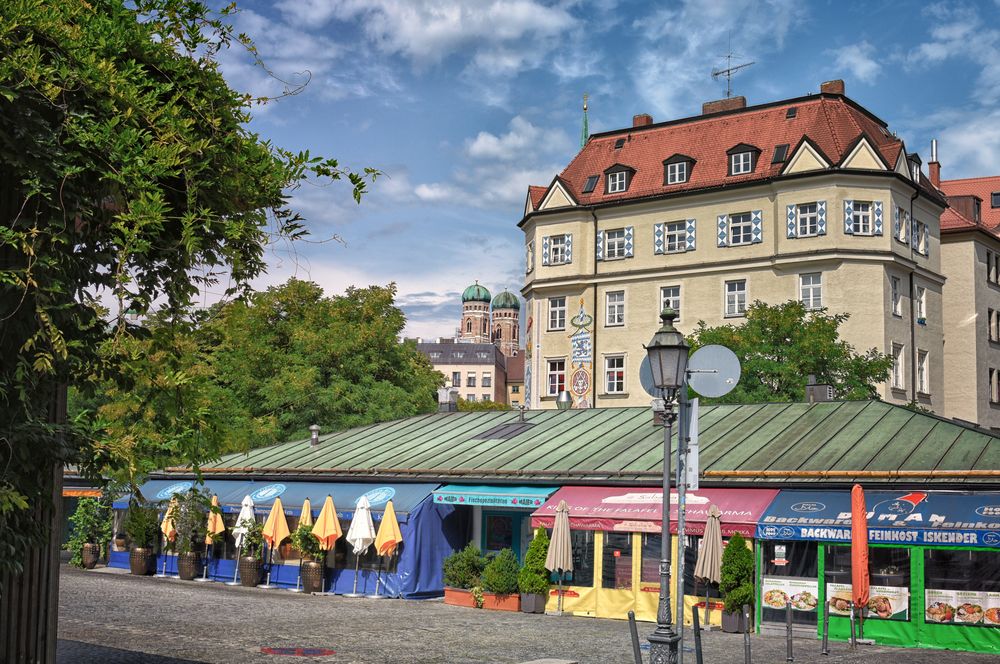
{"left": 827, "top": 582, "right": 909, "bottom": 621}
{"left": 926, "top": 589, "right": 1000, "bottom": 626}
{"left": 761, "top": 576, "right": 819, "bottom": 612}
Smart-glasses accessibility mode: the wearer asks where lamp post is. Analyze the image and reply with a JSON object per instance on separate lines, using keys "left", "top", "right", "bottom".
{"left": 644, "top": 308, "right": 689, "bottom": 664}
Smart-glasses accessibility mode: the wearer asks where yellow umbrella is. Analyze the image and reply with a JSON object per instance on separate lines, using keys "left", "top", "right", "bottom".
{"left": 299, "top": 498, "right": 314, "bottom": 528}
{"left": 374, "top": 500, "right": 402, "bottom": 556}
{"left": 311, "top": 495, "right": 342, "bottom": 551}
{"left": 262, "top": 497, "right": 290, "bottom": 549}
{"left": 161, "top": 497, "right": 178, "bottom": 542}
{"left": 205, "top": 495, "right": 226, "bottom": 545}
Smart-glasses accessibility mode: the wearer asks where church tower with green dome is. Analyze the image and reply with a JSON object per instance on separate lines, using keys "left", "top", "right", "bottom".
{"left": 460, "top": 281, "right": 492, "bottom": 344}
{"left": 490, "top": 289, "right": 520, "bottom": 358}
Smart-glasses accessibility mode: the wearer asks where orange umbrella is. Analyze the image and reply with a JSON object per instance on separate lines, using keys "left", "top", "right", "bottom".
{"left": 205, "top": 495, "right": 226, "bottom": 545}
{"left": 299, "top": 498, "right": 314, "bottom": 528}
{"left": 262, "top": 497, "right": 291, "bottom": 549}
{"left": 160, "top": 497, "right": 178, "bottom": 542}
{"left": 851, "top": 484, "right": 870, "bottom": 611}
{"left": 311, "top": 495, "right": 342, "bottom": 551}
{"left": 374, "top": 500, "right": 402, "bottom": 556}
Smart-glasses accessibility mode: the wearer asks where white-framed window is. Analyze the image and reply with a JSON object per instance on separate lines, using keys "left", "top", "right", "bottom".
{"left": 917, "top": 350, "right": 929, "bottom": 394}
{"left": 548, "top": 297, "right": 566, "bottom": 331}
{"left": 729, "top": 212, "right": 753, "bottom": 245}
{"left": 891, "top": 343, "right": 905, "bottom": 390}
{"left": 852, "top": 201, "right": 872, "bottom": 235}
{"left": 915, "top": 221, "right": 928, "bottom": 254}
{"left": 604, "top": 355, "right": 625, "bottom": 394}
{"left": 800, "top": 273, "right": 822, "bottom": 310}
{"left": 482, "top": 394, "right": 491, "bottom": 402}
{"left": 606, "top": 290, "right": 625, "bottom": 326}
{"left": 452, "top": 371, "right": 461, "bottom": 387}
{"left": 550, "top": 235, "right": 567, "bottom": 264}
{"left": 482, "top": 372, "right": 492, "bottom": 388}
{"left": 797, "top": 203, "right": 819, "bottom": 237}
{"left": 467, "top": 394, "right": 476, "bottom": 402}
{"left": 606, "top": 228, "right": 627, "bottom": 259}
{"left": 466, "top": 371, "right": 476, "bottom": 388}
{"left": 916, "top": 286, "right": 926, "bottom": 321}
{"left": 897, "top": 208, "right": 909, "bottom": 243}
{"left": 891, "top": 276, "right": 902, "bottom": 317}
{"left": 991, "top": 368, "right": 1000, "bottom": 404}
{"left": 664, "top": 221, "right": 686, "bottom": 253}
{"left": 547, "top": 358, "right": 566, "bottom": 396}
{"left": 607, "top": 170, "right": 627, "bottom": 193}
{"left": 660, "top": 286, "right": 681, "bottom": 321}
{"left": 989, "top": 308, "right": 999, "bottom": 343}
{"left": 731, "top": 152, "right": 753, "bottom": 175}
{"left": 666, "top": 161, "right": 688, "bottom": 184}
{"left": 525, "top": 242, "right": 534, "bottom": 273}
{"left": 990, "top": 251, "right": 998, "bottom": 284}
{"left": 725, "top": 280, "right": 747, "bottom": 317}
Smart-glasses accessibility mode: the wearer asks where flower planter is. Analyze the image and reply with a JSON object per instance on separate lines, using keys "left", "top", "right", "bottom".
{"left": 129, "top": 547, "right": 155, "bottom": 575}
{"left": 301, "top": 560, "right": 324, "bottom": 594}
{"left": 239, "top": 556, "right": 263, "bottom": 587}
{"left": 81, "top": 543, "right": 100, "bottom": 569}
{"left": 520, "top": 592, "right": 546, "bottom": 613}
{"left": 177, "top": 552, "right": 202, "bottom": 581}
{"left": 483, "top": 591, "right": 520, "bottom": 612}
{"left": 444, "top": 587, "right": 477, "bottom": 608}
{"left": 721, "top": 609, "right": 750, "bottom": 633}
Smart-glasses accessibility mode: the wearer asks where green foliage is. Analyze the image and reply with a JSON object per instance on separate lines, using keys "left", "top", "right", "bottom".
{"left": 517, "top": 528, "right": 551, "bottom": 595}
{"left": 719, "top": 533, "right": 755, "bottom": 614}
{"left": 470, "top": 585, "right": 484, "bottom": 609}
{"left": 237, "top": 517, "right": 264, "bottom": 559}
{"left": 690, "top": 301, "right": 893, "bottom": 403}
{"left": 169, "top": 489, "right": 210, "bottom": 555}
{"left": 443, "top": 543, "right": 486, "bottom": 589}
{"left": 67, "top": 498, "right": 112, "bottom": 567}
{"left": 122, "top": 505, "right": 159, "bottom": 549}
{"left": 290, "top": 523, "right": 323, "bottom": 561}
{"left": 482, "top": 548, "right": 520, "bottom": 595}
{"left": 457, "top": 398, "right": 510, "bottom": 412}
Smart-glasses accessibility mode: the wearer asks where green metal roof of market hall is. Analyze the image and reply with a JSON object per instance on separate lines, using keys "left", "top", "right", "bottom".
{"left": 184, "top": 401, "right": 1000, "bottom": 488}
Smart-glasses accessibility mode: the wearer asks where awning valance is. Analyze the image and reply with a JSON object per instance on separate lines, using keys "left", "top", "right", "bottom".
{"left": 432, "top": 485, "right": 556, "bottom": 510}
{"left": 531, "top": 486, "right": 778, "bottom": 537}
{"left": 756, "top": 490, "right": 1000, "bottom": 548}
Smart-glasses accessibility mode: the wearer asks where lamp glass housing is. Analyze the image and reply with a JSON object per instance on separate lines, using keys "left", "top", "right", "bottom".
{"left": 644, "top": 308, "right": 689, "bottom": 397}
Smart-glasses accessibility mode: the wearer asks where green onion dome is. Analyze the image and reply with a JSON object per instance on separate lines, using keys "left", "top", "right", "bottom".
{"left": 461, "top": 281, "right": 492, "bottom": 303}
{"left": 491, "top": 289, "right": 520, "bottom": 311}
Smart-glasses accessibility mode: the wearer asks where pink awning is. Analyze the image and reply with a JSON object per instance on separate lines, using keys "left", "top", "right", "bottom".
{"left": 531, "top": 486, "right": 779, "bottom": 537}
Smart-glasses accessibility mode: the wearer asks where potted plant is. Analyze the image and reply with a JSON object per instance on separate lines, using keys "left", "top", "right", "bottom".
{"left": 442, "top": 543, "right": 486, "bottom": 607}
{"left": 719, "top": 533, "right": 755, "bottom": 633}
{"left": 237, "top": 517, "right": 265, "bottom": 587}
{"left": 290, "top": 523, "right": 325, "bottom": 593}
{"left": 67, "top": 498, "right": 112, "bottom": 569}
{"left": 518, "top": 528, "right": 550, "bottom": 613}
{"left": 123, "top": 504, "right": 159, "bottom": 575}
{"left": 481, "top": 548, "right": 521, "bottom": 611}
{"left": 171, "top": 489, "right": 209, "bottom": 581}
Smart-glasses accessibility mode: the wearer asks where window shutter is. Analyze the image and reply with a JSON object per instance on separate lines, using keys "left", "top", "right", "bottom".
{"left": 817, "top": 201, "right": 827, "bottom": 235}
{"left": 686, "top": 219, "right": 696, "bottom": 251}
{"left": 595, "top": 230, "right": 605, "bottom": 261}
{"left": 751, "top": 210, "right": 763, "bottom": 244}
{"left": 911, "top": 219, "right": 919, "bottom": 251}
{"left": 564, "top": 233, "right": 573, "bottom": 263}
{"left": 873, "top": 201, "right": 884, "bottom": 236}
{"left": 717, "top": 214, "right": 729, "bottom": 247}
{"left": 542, "top": 236, "right": 550, "bottom": 266}
{"left": 624, "top": 226, "right": 634, "bottom": 257}
{"left": 844, "top": 200, "right": 854, "bottom": 235}
{"left": 526, "top": 241, "right": 534, "bottom": 273}
{"left": 786, "top": 204, "right": 797, "bottom": 239}
{"left": 894, "top": 206, "right": 901, "bottom": 240}
{"left": 923, "top": 224, "right": 930, "bottom": 256}
{"left": 654, "top": 223, "right": 665, "bottom": 255}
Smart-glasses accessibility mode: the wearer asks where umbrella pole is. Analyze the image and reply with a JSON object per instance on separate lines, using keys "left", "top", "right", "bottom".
{"left": 288, "top": 551, "right": 303, "bottom": 593}
{"left": 344, "top": 552, "right": 365, "bottom": 597}
{"left": 195, "top": 543, "right": 211, "bottom": 582}
{"left": 226, "top": 551, "right": 241, "bottom": 586}
{"left": 557, "top": 571, "right": 564, "bottom": 614}
{"left": 259, "top": 543, "right": 277, "bottom": 589}
{"left": 704, "top": 588, "right": 710, "bottom": 628}
{"left": 367, "top": 555, "right": 388, "bottom": 599}
{"left": 156, "top": 533, "right": 171, "bottom": 578}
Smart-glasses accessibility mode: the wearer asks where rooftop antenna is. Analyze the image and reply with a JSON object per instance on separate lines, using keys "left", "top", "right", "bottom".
{"left": 711, "top": 34, "right": 754, "bottom": 98}
{"left": 580, "top": 92, "right": 589, "bottom": 148}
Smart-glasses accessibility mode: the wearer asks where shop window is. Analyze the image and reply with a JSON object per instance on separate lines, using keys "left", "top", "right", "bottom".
{"left": 683, "top": 535, "right": 721, "bottom": 598}
{"left": 602, "top": 531, "right": 633, "bottom": 590}
{"left": 761, "top": 540, "right": 818, "bottom": 626}
{"left": 924, "top": 549, "right": 1000, "bottom": 625}
{"left": 640, "top": 533, "right": 662, "bottom": 590}
{"left": 826, "top": 545, "right": 911, "bottom": 622}
{"left": 547, "top": 529, "right": 594, "bottom": 587}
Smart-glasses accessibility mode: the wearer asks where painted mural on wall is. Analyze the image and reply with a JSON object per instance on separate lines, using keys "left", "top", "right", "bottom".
{"left": 569, "top": 297, "right": 593, "bottom": 408}
{"left": 524, "top": 312, "right": 533, "bottom": 407}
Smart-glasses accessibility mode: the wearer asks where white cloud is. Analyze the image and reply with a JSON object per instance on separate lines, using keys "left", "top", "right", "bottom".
{"left": 829, "top": 42, "right": 881, "bottom": 85}
{"left": 933, "top": 109, "right": 1000, "bottom": 178}
{"left": 466, "top": 116, "right": 571, "bottom": 161}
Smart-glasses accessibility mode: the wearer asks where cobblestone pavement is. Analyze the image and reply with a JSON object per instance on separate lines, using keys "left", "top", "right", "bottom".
{"left": 59, "top": 565, "right": 997, "bottom": 664}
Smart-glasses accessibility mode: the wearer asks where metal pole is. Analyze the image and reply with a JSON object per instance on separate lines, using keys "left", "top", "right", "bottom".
{"left": 742, "top": 603, "right": 752, "bottom": 664}
{"left": 627, "top": 611, "right": 643, "bottom": 664}
{"left": 692, "top": 604, "right": 704, "bottom": 664}
{"left": 849, "top": 604, "right": 856, "bottom": 649}
{"left": 648, "top": 401, "right": 680, "bottom": 663}
{"left": 785, "top": 601, "right": 793, "bottom": 662}
{"left": 675, "top": 391, "right": 689, "bottom": 664}
{"left": 821, "top": 599, "right": 829, "bottom": 655}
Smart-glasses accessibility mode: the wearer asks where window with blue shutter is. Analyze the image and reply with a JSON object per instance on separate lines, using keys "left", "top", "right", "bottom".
{"left": 844, "top": 200, "right": 854, "bottom": 235}
{"left": 786, "top": 204, "right": 797, "bottom": 238}
{"left": 542, "top": 236, "right": 551, "bottom": 265}
{"left": 526, "top": 240, "right": 534, "bottom": 273}
{"left": 717, "top": 214, "right": 729, "bottom": 247}
{"left": 922, "top": 224, "right": 930, "bottom": 256}
{"left": 817, "top": 201, "right": 827, "bottom": 235}
{"left": 873, "top": 201, "right": 884, "bottom": 236}
{"left": 654, "top": 223, "right": 665, "bottom": 255}
{"left": 624, "top": 226, "right": 634, "bottom": 257}
{"left": 686, "top": 219, "right": 696, "bottom": 251}
{"left": 911, "top": 219, "right": 919, "bottom": 251}
{"left": 894, "top": 206, "right": 901, "bottom": 241}
{"left": 564, "top": 233, "right": 573, "bottom": 263}
{"left": 596, "top": 230, "right": 605, "bottom": 261}
{"left": 751, "top": 210, "right": 763, "bottom": 243}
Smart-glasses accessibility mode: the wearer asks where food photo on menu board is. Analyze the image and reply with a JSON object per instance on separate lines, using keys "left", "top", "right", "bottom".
{"left": 761, "top": 577, "right": 819, "bottom": 612}
{"left": 926, "top": 589, "right": 1000, "bottom": 626}
{"left": 827, "top": 583, "right": 909, "bottom": 621}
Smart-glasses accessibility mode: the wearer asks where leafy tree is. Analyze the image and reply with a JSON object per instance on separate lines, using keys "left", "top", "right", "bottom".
{"left": 66, "top": 497, "right": 112, "bottom": 567}
{"left": 689, "top": 301, "right": 892, "bottom": 403}
{"left": 517, "top": 527, "right": 551, "bottom": 595}
{"left": 457, "top": 398, "right": 510, "bottom": 412}
{"left": 719, "top": 533, "right": 754, "bottom": 614}
{"left": 0, "top": 0, "right": 375, "bottom": 577}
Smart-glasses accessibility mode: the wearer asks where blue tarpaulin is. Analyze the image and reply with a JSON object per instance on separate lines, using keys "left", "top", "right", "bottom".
{"left": 756, "top": 490, "right": 1000, "bottom": 548}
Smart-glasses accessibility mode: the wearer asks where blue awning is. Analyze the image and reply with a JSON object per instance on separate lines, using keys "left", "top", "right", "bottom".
{"left": 432, "top": 485, "right": 557, "bottom": 510}
{"left": 115, "top": 479, "right": 439, "bottom": 522}
{"left": 756, "top": 490, "right": 1000, "bottom": 548}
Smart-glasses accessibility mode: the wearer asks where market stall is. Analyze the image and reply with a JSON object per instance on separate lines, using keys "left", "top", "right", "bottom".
{"left": 756, "top": 490, "right": 1000, "bottom": 654}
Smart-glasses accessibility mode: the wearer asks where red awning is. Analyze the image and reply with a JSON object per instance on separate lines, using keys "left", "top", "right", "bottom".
{"left": 531, "top": 486, "right": 779, "bottom": 537}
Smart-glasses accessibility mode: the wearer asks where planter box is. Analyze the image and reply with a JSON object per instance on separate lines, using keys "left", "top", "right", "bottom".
{"left": 520, "top": 593, "right": 546, "bottom": 613}
{"left": 238, "top": 556, "right": 263, "bottom": 587}
{"left": 721, "top": 609, "right": 750, "bottom": 633}
{"left": 444, "top": 587, "right": 477, "bottom": 608}
{"left": 301, "top": 560, "right": 324, "bottom": 594}
{"left": 177, "top": 552, "right": 202, "bottom": 581}
{"left": 483, "top": 592, "right": 520, "bottom": 612}
{"left": 81, "top": 543, "right": 100, "bottom": 570}
{"left": 129, "top": 548, "right": 154, "bottom": 576}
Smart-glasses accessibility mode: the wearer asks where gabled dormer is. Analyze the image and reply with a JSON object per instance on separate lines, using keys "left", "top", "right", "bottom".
{"left": 839, "top": 133, "right": 889, "bottom": 171}
{"left": 662, "top": 153, "right": 695, "bottom": 185}
{"left": 603, "top": 163, "right": 636, "bottom": 194}
{"left": 726, "top": 143, "right": 761, "bottom": 176}
{"left": 538, "top": 177, "right": 578, "bottom": 210}
{"left": 782, "top": 136, "right": 833, "bottom": 175}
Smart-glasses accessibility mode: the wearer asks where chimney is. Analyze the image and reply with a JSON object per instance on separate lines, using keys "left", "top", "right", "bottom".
{"left": 309, "top": 424, "right": 320, "bottom": 447}
{"left": 820, "top": 79, "right": 845, "bottom": 95}
{"left": 437, "top": 385, "right": 459, "bottom": 412}
{"left": 805, "top": 375, "right": 835, "bottom": 403}
{"left": 633, "top": 113, "right": 653, "bottom": 127}
{"left": 928, "top": 139, "right": 940, "bottom": 187}
{"left": 702, "top": 96, "right": 746, "bottom": 115}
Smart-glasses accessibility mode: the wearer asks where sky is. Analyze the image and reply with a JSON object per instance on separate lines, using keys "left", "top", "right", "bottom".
{"left": 212, "top": 0, "right": 1000, "bottom": 340}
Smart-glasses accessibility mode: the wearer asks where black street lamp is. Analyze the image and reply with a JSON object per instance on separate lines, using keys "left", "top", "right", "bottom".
{"left": 643, "top": 308, "right": 689, "bottom": 664}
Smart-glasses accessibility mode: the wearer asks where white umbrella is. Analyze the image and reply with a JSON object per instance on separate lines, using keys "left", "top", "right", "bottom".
{"left": 344, "top": 496, "right": 376, "bottom": 597}
{"left": 227, "top": 495, "right": 255, "bottom": 586}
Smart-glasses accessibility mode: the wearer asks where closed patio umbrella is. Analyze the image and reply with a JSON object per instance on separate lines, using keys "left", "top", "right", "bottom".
{"left": 545, "top": 500, "right": 573, "bottom": 615}
{"left": 344, "top": 496, "right": 376, "bottom": 597}
{"left": 197, "top": 495, "right": 226, "bottom": 583}
{"left": 227, "top": 495, "right": 255, "bottom": 586}
{"left": 311, "top": 495, "right": 342, "bottom": 551}
{"left": 851, "top": 484, "right": 870, "bottom": 643}
{"left": 156, "top": 497, "right": 179, "bottom": 578}
{"left": 260, "top": 497, "right": 290, "bottom": 589}
{"left": 369, "top": 500, "right": 402, "bottom": 598}
{"left": 694, "top": 504, "right": 723, "bottom": 625}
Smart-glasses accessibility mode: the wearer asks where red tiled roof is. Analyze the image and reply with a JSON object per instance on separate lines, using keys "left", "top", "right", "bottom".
{"left": 939, "top": 176, "right": 1000, "bottom": 228}
{"left": 527, "top": 94, "right": 932, "bottom": 211}
{"left": 527, "top": 186, "right": 547, "bottom": 211}
{"left": 940, "top": 207, "right": 977, "bottom": 231}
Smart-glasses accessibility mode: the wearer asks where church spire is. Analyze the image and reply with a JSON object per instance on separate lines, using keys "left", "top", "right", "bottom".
{"left": 580, "top": 93, "right": 589, "bottom": 149}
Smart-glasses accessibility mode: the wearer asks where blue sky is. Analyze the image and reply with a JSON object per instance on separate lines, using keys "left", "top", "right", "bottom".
{"left": 215, "top": 0, "right": 1000, "bottom": 339}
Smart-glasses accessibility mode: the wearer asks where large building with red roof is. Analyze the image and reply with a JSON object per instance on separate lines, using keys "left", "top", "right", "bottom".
{"left": 518, "top": 80, "right": 972, "bottom": 423}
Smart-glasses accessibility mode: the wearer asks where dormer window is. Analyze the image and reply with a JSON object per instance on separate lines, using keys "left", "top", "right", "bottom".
{"left": 603, "top": 164, "right": 635, "bottom": 194}
{"left": 662, "top": 153, "right": 694, "bottom": 185}
{"left": 726, "top": 143, "right": 760, "bottom": 176}
{"left": 582, "top": 175, "right": 598, "bottom": 193}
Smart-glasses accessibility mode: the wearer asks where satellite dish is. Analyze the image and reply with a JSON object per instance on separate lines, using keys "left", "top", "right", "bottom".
{"left": 688, "top": 345, "right": 741, "bottom": 398}
{"left": 639, "top": 356, "right": 660, "bottom": 398}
